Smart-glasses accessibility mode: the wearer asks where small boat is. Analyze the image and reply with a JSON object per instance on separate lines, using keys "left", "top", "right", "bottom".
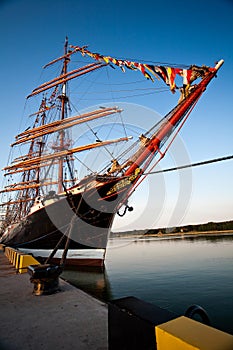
{"left": 0, "top": 38, "right": 224, "bottom": 267}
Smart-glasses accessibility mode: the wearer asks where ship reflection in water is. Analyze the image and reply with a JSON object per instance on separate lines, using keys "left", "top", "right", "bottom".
{"left": 62, "top": 234, "right": 233, "bottom": 335}
{"left": 62, "top": 267, "right": 112, "bottom": 301}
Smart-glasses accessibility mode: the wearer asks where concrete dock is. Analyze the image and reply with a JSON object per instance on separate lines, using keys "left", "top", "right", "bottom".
{"left": 0, "top": 251, "right": 108, "bottom": 350}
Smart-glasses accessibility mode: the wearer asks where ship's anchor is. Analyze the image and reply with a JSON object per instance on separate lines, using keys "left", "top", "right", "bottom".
{"left": 117, "top": 204, "right": 133, "bottom": 217}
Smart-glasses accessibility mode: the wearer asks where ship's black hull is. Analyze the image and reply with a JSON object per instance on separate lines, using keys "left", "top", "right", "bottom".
{"left": 1, "top": 179, "right": 125, "bottom": 267}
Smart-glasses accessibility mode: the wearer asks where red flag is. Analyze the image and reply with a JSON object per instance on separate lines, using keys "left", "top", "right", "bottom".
{"left": 178, "top": 69, "right": 193, "bottom": 86}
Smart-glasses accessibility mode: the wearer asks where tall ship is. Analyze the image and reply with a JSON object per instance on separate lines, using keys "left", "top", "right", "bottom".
{"left": 0, "top": 38, "right": 223, "bottom": 266}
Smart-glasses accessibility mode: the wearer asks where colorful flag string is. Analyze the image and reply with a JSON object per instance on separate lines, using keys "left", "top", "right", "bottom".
{"left": 71, "top": 45, "right": 210, "bottom": 93}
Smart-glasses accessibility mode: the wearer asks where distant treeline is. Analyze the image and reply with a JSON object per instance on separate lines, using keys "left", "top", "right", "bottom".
{"left": 111, "top": 220, "right": 233, "bottom": 237}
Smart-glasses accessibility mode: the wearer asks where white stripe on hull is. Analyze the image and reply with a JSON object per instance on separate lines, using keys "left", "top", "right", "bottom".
{"left": 18, "top": 248, "right": 105, "bottom": 260}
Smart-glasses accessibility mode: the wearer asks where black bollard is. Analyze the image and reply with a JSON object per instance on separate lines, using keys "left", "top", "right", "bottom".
{"left": 28, "top": 264, "right": 63, "bottom": 296}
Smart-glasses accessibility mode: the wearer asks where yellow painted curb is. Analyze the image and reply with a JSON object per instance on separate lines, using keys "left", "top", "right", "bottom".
{"left": 4, "top": 246, "right": 40, "bottom": 273}
{"left": 155, "top": 316, "right": 233, "bottom": 350}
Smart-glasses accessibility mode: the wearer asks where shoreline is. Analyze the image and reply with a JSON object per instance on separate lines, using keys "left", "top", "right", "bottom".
{"left": 110, "top": 230, "right": 233, "bottom": 239}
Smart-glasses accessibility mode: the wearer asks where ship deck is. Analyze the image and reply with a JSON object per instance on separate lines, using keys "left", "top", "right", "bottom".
{"left": 0, "top": 250, "right": 108, "bottom": 350}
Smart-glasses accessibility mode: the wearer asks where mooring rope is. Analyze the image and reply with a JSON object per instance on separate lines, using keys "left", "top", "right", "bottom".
{"left": 144, "top": 154, "right": 233, "bottom": 176}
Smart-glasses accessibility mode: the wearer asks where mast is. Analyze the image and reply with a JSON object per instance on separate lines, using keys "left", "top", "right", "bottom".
{"left": 14, "top": 98, "right": 48, "bottom": 218}
{"left": 58, "top": 37, "right": 69, "bottom": 193}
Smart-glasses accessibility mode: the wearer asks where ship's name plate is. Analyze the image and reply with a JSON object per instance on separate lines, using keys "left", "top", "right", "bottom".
{"left": 106, "top": 168, "right": 141, "bottom": 195}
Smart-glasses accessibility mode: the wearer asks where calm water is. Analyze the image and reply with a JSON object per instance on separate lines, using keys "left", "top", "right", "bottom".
{"left": 62, "top": 234, "right": 233, "bottom": 334}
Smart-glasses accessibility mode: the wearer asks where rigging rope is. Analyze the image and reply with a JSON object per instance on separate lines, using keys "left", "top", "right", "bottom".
{"left": 78, "top": 89, "right": 169, "bottom": 101}
{"left": 116, "top": 154, "right": 233, "bottom": 211}
{"left": 144, "top": 154, "right": 233, "bottom": 176}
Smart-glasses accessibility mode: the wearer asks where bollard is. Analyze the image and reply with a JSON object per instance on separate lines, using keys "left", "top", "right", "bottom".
{"left": 27, "top": 264, "right": 63, "bottom": 296}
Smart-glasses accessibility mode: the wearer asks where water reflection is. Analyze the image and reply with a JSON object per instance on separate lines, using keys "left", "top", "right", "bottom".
{"left": 62, "top": 267, "right": 112, "bottom": 301}
{"left": 172, "top": 233, "right": 233, "bottom": 244}
{"left": 139, "top": 233, "right": 233, "bottom": 244}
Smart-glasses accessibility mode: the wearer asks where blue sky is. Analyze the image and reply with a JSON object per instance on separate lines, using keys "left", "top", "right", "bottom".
{"left": 0, "top": 0, "right": 232, "bottom": 229}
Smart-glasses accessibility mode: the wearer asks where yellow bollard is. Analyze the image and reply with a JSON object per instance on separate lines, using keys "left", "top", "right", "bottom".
{"left": 13, "top": 250, "right": 18, "bottom": 266}
{"left": 5, "top": 247, "right": 10, "bottom": 260}
{"left": 7, "top": 247, "right": 10, "bottom": 258}
{"left": 11, "top": 249, "right": 18, "bottom": 264}
{"left": 18, "top": 254, "right": 40, "bottom": 274}
{"left": 10, "top": 248, "right": 17, "bottom": 264}
{"left": 15, "top": 251, "right": 25, "bottom": 270}
{"left": 9, "top": 248, "right": 13, "bottom": 263}
{"left": 0, "top": 244, "right": 5, "bottom": 251}
{"left": 9, "top": 248, "right": 14, "bottom": 263}
{"left": 4, "top": 246, "right": 9, "bottom": 259}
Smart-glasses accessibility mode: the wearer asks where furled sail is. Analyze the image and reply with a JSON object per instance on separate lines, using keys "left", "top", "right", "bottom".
{"left": 12, "top": 107, "right": 122, "bottom": 146}
{"left": 4, "top": 136, "right": 131, "bottom": 172}
{"left": 27, "top": 62, "right": 105, "bottom": 98}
